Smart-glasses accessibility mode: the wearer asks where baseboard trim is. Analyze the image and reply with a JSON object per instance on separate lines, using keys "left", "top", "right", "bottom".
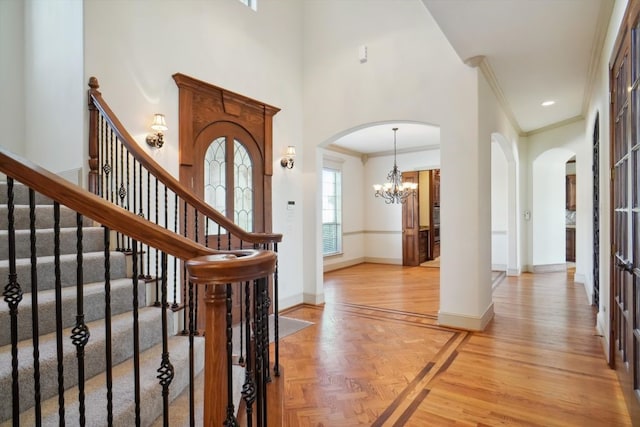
{"left": 507, "top": 268, "right": 521, "bottom": 276}
{"left": 303, "top": 292, "right": 324, "bottom": 305}
{"left": 364, "top": 257, "right": 402, "bottom": 265}
{"left": 324, "top": 257, "right": 365, "bottom": 272}
{"left": 492, "top": 264, "right": 507, "bottom": 271}
{"left": 574, "top": 273, "right": 586, "bottom": 283}
{"left": 279, "top": 293, "right": 304, "bottom": 311}
{"left": 438, "top": 303, "right": 495, "bottom": 331}
{"left": 532, "top": 263, "right": 567, "bottom": 273}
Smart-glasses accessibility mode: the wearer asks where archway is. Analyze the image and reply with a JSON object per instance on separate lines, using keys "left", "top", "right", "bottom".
{"left": 491, "top": 133, "right": 520, "bottom": 276}
{"left": 532, "top": 148, "right": 576, "bottom": 271}
{"left": 316, "top": 120, "right": 440, "bottom": 277}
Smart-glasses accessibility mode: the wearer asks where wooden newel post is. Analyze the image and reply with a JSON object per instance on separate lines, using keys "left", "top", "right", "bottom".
{"left": 204, "top": 283, "right": 228, "bottom": 425}
{"left": 186, "top": 250, "right": 276, "bottom": 426}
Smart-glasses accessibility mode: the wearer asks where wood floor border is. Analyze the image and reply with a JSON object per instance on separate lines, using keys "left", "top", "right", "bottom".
{"left": 371, "top": 331, "right": 470, "bottom": 426}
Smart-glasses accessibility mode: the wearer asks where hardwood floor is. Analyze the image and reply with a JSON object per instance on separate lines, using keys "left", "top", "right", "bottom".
{"left": 276, "top": 263, "right": 631, "bottom": 426}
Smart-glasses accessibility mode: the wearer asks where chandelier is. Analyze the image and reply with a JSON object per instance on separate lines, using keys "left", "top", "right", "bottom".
{"left": 373, "top": 127, "right": 418, "bottom": 204}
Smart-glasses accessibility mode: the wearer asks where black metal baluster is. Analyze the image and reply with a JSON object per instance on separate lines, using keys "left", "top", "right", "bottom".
{"left": 263, "top": 274, "right": 271, "bottom": 385}
{"left": 107, "top": 123, "right": 114, "bottom": 204}
{"left": 193, "top": 209, "right": 199, "bottom": 335}
{"left": 3, "top": 178, "right": 23, "bottom": 426}
{"left": 241, "top": 281, "right": 255, "bottom": 427}
{"left": 238, "top": 282, "right": 244, "bottom": 366}
{"left": 71, "top": 213, "right": 90, "bottom": 426}
{"left": 134, "top": 161, "right": 145, "bottom": 280}
{"left": 124, "top": 150, "right": 131, "bottom": 250}
{"left": 259, "top": 277, "right": 268, "bottom": 426}
{"left": 29, "top": 189, "right": 42, "bottom": 426}
{"left": 181, "top": 200, "right": 189, "bottom": 336}
{"left": 273, "top": 242, "right": 280, "bottom": 376}
{"left": 103, "top": 227, "right": 114, "bottom": 426}
{"left": 145, "top": 172, "right": 151, "bottom": 280}
{"left": 112, "top": 130, "right": 121, "bottom": 251}
{"left": 131, "top": 240, "right": 141, "bottom": 426}
{"left": 217, "top": 224, "right": 221, "bottom": 250}
{"left": 154, "top": 178, "right": 160, "bottom": 306}
{"left": 225, "top": 283, "right": 239, "bottom": 426}
{"left": 170, "top": 190, "right": 178, "bottom": 309}
{"left": 53, "top": 202, "right": 66, "bottom": 425}
{"left": 157, "top": 252, "right": 174, "bottom": 427}
{"left": 254, "top": 278, "right": 264, "bottom": 427}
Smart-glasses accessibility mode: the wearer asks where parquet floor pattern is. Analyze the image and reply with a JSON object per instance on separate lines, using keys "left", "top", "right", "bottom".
{"left": 277, "top": 263, "right": 632, "bottom": 426}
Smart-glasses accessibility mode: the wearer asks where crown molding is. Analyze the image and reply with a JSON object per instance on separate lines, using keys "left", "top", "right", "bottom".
{"left": 523, "top": 115, "right": 584, "bottom": 137}
{"left": 466, "top": 56, "right": 524, "bottom": 136}
{"left": 581, "top": 0, "right": 615, "bottom": 116}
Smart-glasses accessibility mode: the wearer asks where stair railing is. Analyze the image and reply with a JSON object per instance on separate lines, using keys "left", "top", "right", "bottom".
{"left": 87, "top": 77, "right": 284, "bottom": 378}
{"left": 0, "top": 147, "right": 277, "bottom": 425}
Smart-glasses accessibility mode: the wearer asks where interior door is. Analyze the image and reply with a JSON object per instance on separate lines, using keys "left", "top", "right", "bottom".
{"left": 402, "top": 171, "right": 420, "bottom": 266}
{"left": 610, "top": 4, "right": 640, "bottom": 421}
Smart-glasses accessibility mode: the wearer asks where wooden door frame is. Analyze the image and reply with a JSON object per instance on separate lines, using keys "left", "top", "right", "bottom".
{"left": 173, "top": 73, "right": 280, "bottom": 234}
{"left": 609, "top": 1, "right": 640, "bottom": 422}
{"left": 402, "top": 171, "right": 420, "bottom": 266}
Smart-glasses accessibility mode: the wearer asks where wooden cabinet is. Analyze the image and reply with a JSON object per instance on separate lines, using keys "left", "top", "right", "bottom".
{"left": 566, "top": 174, "right": 576, "bottom": 211}
{"left": 566, "top": 227, "right": 575, "bottom": 262}
{"left": 429, "top": 169, "right": 440, "bottom": 260}
{"left": 419, "top": 229, "right": 429, "bottom": 263}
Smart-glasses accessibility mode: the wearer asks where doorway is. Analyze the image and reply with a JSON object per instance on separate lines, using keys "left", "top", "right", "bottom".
{"left": 402, "top": 168, "right": 439, "bottom": 266}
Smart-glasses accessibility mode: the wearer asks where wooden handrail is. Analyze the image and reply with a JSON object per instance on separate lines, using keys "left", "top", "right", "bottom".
{"left": 0, "top": 147, "right": 214, "bottom": 261}
{"left": 87, "top": 77, "right": 282, "bottom": 245}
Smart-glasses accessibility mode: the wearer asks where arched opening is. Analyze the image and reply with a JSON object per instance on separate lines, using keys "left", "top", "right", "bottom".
{"left": 532, "top": 148, "right": 576, "bottom": 271}
{"left": 491, "top": 133, "right": 520, "bottom": 276}
{"left": 316, "top": 120, "right": 440, "bottom": 285}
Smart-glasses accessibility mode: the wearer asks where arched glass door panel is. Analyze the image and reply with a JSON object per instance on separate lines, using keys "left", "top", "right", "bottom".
{"left": 234, "top": 139, "right": 253, "bottom": 232}
{"left": 203, "top": 136, "right": 254, "bottom": 233}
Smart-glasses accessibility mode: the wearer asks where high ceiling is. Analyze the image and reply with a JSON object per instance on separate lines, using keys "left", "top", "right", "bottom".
{"left": 333, "top": 0, "right": 614, "bottom": 155}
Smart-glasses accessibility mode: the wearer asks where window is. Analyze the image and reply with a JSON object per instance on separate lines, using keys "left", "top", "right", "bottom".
{"left": 238, "top": 0, "right": 257, "bottom": 11}
{"left": 322, "top": 166, "right": 342, "bottom": 256}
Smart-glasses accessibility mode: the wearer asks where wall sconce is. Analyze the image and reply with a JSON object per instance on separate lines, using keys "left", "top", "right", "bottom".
{"left": 146, "top": 113, "right": 168, "bottom": 148}
{"left": 280, "top": 145, "right": 296, "bottom": 169}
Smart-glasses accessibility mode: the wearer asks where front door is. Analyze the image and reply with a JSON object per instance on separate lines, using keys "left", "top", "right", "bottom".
{"left": 402, "top": 171, "right": 420, "bottom": 266}
{"left": 173, "top": 73, "right": 279, "bottom": 329}
{"left": 610, "top": 2, "right": 640, "bottom": 421}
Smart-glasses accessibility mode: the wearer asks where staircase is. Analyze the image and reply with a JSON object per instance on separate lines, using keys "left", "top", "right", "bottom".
{"left": 0, "top": 180, "right": 204, "bottom": 426}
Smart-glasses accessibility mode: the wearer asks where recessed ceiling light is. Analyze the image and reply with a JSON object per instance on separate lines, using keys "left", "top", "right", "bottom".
{"left": 541, "top": 100, "right": 555, "bottom": 107}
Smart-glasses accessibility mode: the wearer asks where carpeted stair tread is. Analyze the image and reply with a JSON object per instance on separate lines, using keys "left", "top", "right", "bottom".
{"left": 0, "top": 306, "right": 168, "bottom": 423}
{"left": 0, "top": 277, "right": 145, "bottom": 347}
{"left": 0, "top": 227, "right": 106, "bottom": 260}
{"left": 1, "top": 335, "right": 205, "bottom": 427}
{"left": 0, "top": 182, "right": 53, "bottom": 206}
{"left": 0, "top": 251, "right": 128, "bottom": 293}
{"left": 0, "top": 205, "right": 94, "bottom": 230}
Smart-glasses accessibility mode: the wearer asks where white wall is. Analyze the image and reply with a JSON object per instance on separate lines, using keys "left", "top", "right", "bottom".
{"left": 0, "top": 0, "right": 25, "bottom": 156}
{"left": 477, "top": 66, "right": 522, "bottom": 276}
{"left": 527, "top": 121, "right": 583, "bottom": 272}
{"left": 303, "top": 1, "right": 491, "bottom": 328}
{"left": 532, "top": 148, "right": 575, "bottom": 266}
{"left": 491, "top": 142, "right": 508, "bottom": 270}
{"left": 84, "top": 0, "right": 305, "bottom": 308}
{"left": 24, "top": 0, "right": 83, "bottom": 173}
